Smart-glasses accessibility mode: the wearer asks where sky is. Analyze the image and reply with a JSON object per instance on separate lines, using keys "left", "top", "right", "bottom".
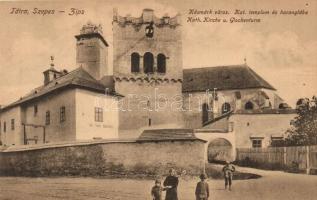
{"left": 0, "top": 0, "right": 316, "bottom": 107}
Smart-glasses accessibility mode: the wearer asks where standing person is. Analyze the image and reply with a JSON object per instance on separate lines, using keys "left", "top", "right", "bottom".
{"left": 163, "top": 168, "right": 179, "bottom": 200}
{"left": 222, "top": 161, "right": 235, "bottom": 191}
{"left": 151, "top": 179, "right": 165, "bottom": 200}
{"left": 195, "top": 173, "right": 210, "bottom": 200}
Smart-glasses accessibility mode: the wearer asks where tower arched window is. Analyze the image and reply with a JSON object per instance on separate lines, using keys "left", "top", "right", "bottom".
{"left": 131, "top": 52, "right": 140, "bottom": 73}
{"left": 144, "top": 52, "right": 154, "bottom": 73}
{"left": 221, "top": 102, "right": 231, "bottom": 114}
{"left": 202, "top": 103, "right": 209, "bottom": 124}
{"left": 245, "top": 101, "right": 254, "bottom": 110}
{"left": 157, "top": 53, "right": 166, "bottom": 73}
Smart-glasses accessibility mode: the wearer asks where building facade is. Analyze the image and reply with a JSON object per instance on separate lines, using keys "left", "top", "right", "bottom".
{"left": 0, "top": 23, "right": 121, "bottom": 146}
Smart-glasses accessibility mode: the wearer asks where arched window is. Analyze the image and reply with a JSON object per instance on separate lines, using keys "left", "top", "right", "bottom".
{"left": 221, "top": 103, "right": 231, "bottom": 114}
{"left": 131, "top": 52, "right": 140, "bottom": 73}
{"left": 202, "top": 103, "right": 209, "bottom": 124}
{"left": 279, "top": 103, "right": 288, "bottom": 109}
{"left": 157, "top": 53, "right": 166, "bottom": 73}
{"left": 245, "top": 101, "right": 254, "bottom": 110}
{"left": 143, "top": 52, "right": 154, "bottom": 73}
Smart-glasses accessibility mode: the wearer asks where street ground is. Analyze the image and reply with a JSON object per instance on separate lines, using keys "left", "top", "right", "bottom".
{"left": 0, "top": 166, "right": 317, "bottom": 200}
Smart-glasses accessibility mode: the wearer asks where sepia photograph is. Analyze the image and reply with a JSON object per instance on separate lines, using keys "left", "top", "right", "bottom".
{"left": 0, "top": 0, "right": 316, "bottom": 199}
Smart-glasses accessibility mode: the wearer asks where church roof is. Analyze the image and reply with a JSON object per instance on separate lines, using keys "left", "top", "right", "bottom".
{"left": 1, "top": 67, "right": 121, "bottom": 112}
{"left": 182, "top": 65, "right": 276, "bottom": 92}
{"left": 138, "top": 129, "right": 206, "bottom": 142}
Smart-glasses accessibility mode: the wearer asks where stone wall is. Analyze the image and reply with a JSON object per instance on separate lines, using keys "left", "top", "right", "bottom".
{"left": 115, "top": 81, "right": 184, "bottom": 138}
{"left": 182, "top": 88, "right": 285, "bottom": 129}
{"left": 76, "top": 35, "right": 109, "bottom": 80}
{"left": 0, "top": 139, "right": 205, "bottom": 177}
{"left": 231, "top": 113, "right": 296, "bottom": 148}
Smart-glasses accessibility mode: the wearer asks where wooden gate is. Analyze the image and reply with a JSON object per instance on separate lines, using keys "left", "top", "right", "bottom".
{"left": 309, "top": 146, "right": 317, "bottom": 169}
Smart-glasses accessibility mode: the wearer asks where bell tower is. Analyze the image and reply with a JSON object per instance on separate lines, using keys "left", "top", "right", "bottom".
{"left": 112, "top": 8, "right": 182, "bottom": 79}
{"left": 112, "top": 9, "right": 184, "bottom": 137}
{"left": 75, "top": 22, "right": 109, "bottom": 80}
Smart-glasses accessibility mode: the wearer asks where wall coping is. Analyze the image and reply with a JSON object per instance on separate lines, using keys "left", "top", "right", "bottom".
{"left": 0, "top": 139, "right": 137, "bottom": 153}
{"left": 0, "top": 138, "right": 205, "bottom": 153}
{"left": 194, "top": 129, "right": 229, "bottom": 133}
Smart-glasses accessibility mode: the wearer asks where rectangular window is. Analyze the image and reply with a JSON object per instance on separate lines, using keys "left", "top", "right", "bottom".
{"left": 34, "top": 105, "right": 38, "bottom": 116}
{"left": 252, "top": 139, "right": 262, "bottom": 148}
{"left": 46, "top": 111, "right": 50, "bottom": 125}
{"left": 60, "top": 106, "right": 66, "bottom": 123}
{"left": 3, "top": 121, "right": 6, "bottom": 133}
{"left": 11, "top": 119, "right": 14, "bottom": 131}
{"left": 94, "top": 107, "right": 103, "bottom": 122}
{"left": 228, "top": 122, "right": 234, "bottom": 132}
{"left": 271, "top": 137, "right": 284, "bottom": 147}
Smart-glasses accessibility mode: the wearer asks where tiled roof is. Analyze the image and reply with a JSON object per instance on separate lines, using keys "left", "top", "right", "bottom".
{"left": 183, "top": 65, "right": 276, "bottom": 92}
{"left": 137, "top": 129, "right": 206, "bottom": 142}
{"left": 1, "top": 67, "right": 121, "bottom": 112}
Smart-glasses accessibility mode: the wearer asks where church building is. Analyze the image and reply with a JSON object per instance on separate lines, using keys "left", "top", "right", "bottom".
{"left": 0, "top": 9, "right": 296, "bottom": 150}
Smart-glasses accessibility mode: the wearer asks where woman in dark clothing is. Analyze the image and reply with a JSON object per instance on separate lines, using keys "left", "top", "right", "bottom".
{"left": 163, "top": 168, "right": 179, "bottom": 200}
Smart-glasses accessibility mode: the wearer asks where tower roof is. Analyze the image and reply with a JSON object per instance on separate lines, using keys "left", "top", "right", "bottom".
{"left": 75, "top": 22, "right": 108, "bottom": 46}
{"left": 182, "top": 65, "right": 276, "bottom": 92}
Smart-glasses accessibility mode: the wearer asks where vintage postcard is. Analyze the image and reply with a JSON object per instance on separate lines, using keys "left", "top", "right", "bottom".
{"left": 0, "top": 0, "right": 316, "bottom": 199}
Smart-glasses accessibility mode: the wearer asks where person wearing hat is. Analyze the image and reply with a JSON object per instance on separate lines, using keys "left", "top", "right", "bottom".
{"left": 222, "top": 161, "right": 235, "bottom": 191}
{"left": 195, "top": 173, "right": 210, "bottom": 200}
{"left": 163, "top": 168, "right": 179, "bottom": 200}
{"left": 151, "top": 179, "right": 165, "bottom": 200}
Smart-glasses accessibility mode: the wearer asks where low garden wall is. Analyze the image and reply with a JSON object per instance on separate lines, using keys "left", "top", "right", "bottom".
{"left": 0, "top": 139, "right": 206, "bottom": 177}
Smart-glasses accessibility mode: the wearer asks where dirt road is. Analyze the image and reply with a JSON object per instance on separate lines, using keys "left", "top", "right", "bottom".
{"left": 0, "top": 166, "right": 316, "bottom": 200}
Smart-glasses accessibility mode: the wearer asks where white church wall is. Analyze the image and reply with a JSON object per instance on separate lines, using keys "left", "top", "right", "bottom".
{"left": 75, "top": 89, "right": 119, "bottom": 140}
{"left": 0, "top": 106, "right": 22, "bottom": 146}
